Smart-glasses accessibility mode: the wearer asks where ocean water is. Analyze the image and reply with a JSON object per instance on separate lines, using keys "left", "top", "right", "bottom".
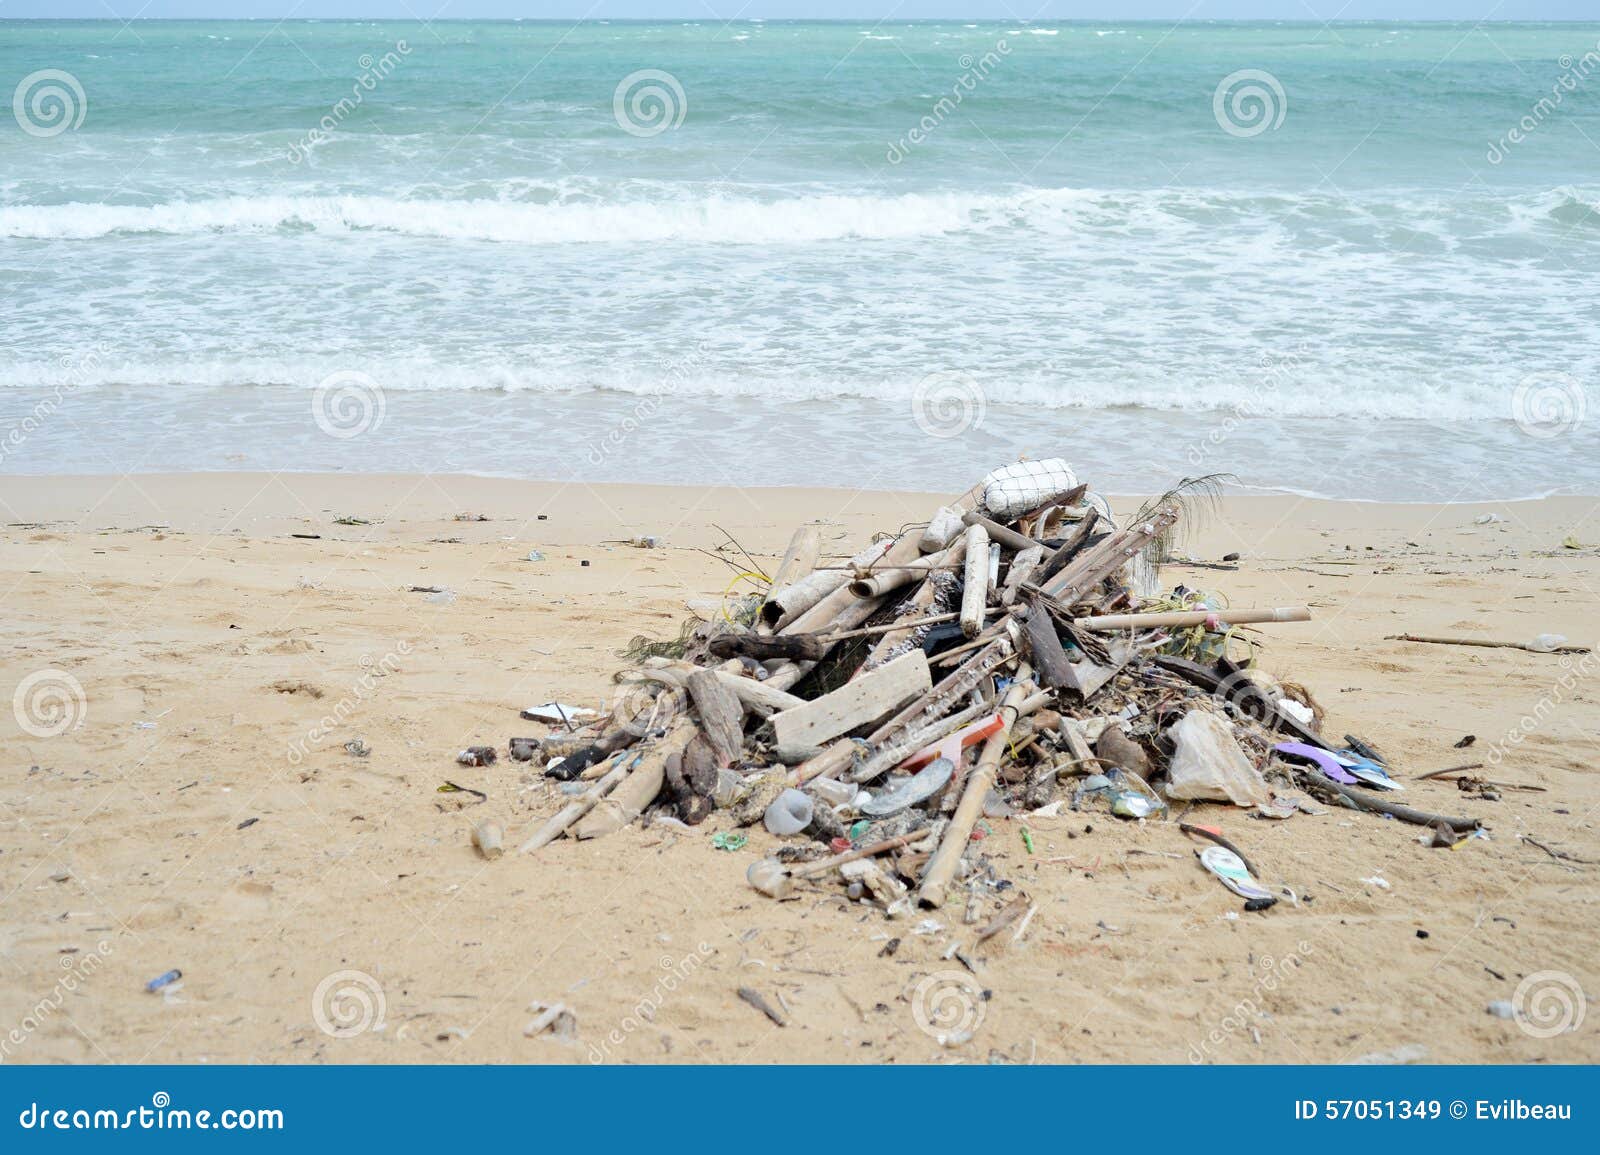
{"left": 2, "top": 19, "right": 1597, "bottom": 500}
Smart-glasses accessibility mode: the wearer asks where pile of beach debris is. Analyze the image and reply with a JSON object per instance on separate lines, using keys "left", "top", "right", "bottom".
{"left": 500, "top": 459, "right": 1483, "bottom": 916}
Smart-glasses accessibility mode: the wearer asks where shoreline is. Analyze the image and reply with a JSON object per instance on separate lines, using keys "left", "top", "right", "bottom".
{"left": 8, "top": 472, "right": 1600, "bottom": 529}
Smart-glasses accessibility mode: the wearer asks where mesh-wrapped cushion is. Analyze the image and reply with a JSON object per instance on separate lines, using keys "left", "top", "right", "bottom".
{"left": 979, "top": 459, "right": 1078, "bottom": 520}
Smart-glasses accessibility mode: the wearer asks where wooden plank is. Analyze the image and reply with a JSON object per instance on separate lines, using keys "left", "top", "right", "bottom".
{"left": 768, "top": 649, "right": 932, "bottom": 750}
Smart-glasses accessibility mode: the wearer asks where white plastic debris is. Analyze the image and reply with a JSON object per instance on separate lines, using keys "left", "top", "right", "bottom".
{"left": 763, "top": 788, "right": 814, "bottom": 836}
{"left": 521, "top": 702, "right": 601, "bottom": 724}
{"left": 1163, "top": 710, "right": 1270, "bottom": 806}
{"left": 920, "top": 506, "right": 966, "bottom": 552}
{"left": 1278, "top": 698, "right": 1315, "bottom": 726}
{"left": 978, "top": 459, "right": 1078, "bottom": 521}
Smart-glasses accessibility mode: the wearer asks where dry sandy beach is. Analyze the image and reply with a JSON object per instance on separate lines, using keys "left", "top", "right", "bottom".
{"left": 1, "top": 472, "right": 1596, "bottom": 1064}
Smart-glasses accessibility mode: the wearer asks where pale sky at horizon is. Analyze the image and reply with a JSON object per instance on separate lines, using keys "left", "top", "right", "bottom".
{"left": 1, "top": 2, "right": 1592, "bottom": 21}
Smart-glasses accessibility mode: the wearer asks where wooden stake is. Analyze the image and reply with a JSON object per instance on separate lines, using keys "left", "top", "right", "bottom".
{"left": 961, "top": 510, "right": 1053, "bottom": 557}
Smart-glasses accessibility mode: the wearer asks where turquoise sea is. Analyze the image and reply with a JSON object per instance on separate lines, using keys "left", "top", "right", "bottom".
{"left": 1, "top": 19, "right": 1597, "bottom": 499}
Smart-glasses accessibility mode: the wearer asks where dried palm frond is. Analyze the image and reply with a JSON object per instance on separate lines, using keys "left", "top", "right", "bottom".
{"left": 1129, "top": 474, "right": 1232, "bottom": 565}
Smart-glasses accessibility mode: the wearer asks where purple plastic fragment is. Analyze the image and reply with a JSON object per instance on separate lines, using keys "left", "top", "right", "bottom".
{"left": 1274, "top": 741, "right": 1358, "bottom": 785}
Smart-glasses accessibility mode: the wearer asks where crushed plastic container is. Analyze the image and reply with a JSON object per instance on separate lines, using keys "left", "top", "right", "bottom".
{"left": 763, "top": 788, "right": 814, "bottom": 835}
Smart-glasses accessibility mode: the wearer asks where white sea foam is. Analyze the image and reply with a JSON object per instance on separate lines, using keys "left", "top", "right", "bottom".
{"left": 4, "top": 186, "right": 1591, "bottom": 245}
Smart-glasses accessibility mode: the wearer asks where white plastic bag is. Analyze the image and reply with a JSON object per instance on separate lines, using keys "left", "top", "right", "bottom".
{"left": 1164, "top": 710, "right": 1270, "bottom": 806}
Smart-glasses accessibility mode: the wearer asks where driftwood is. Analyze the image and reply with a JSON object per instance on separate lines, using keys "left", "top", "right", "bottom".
{"left": 959, "top": 523, "right": 990, "bottom": 638}
{"left": 769, "top": 525, "right": 821, "bottom": 592}
{"left": 791, "top": 637, "right": 1013, "bottom": 786}
{"left": 961, "top": 510, "right": 1053, "bottom": 557}
{"left": 917, "top": 668, "right": 1038, "bottom": 908}
{"left": 573, "top": 719, "right": 697, "bottom": 840}
{"left": 1078, "top": 605, "right": 1311, "bottom": 631}
{"left": 847, "top": 540, "right": 961, "bottom": 600}
{"left": 1042, "top": 504, "right": 1178, "bottom": 605}
{"left": 687, "top": 668, "right": 745, "bottom": 765}
{"left": 1036, "top": 508, "right": 1099, "bottom": 586}
{"left": 709, "top": 632, "right": 829, "bottom": 662}
{"left": 1000, "top": 544, "right": 1045, "bottom": 607}
{"left": 1020, "top": 599, "right": 1075, "bottom": 691}
{"left": 863, "top": 536, "right": 967, "bottom": 669}
{"left": 769, "top": 649, "right": 931, "bottom": 750}
{"left": 519, "top": 756, "right": 633, "bottom": 853}
{"left": 1385, "top": 633, "right": 1590, "bottom": 655}
{"left": 762, "top": 533, "right": 905, "bottom": 629}
{"left": 1300, "top": 772, "right": 1481, "bottom": 832}
{"left": 1153, "top": 654, "right": 1332, "bottom": 750}
{"left": 633, "top": 657, "right": 805, "bottom": 716}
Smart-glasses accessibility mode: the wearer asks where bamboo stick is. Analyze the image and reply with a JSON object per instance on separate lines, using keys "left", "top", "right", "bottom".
{"left": 1384, "top": 633, "right": 1590, "bottom": 655}
{"left": 848, "top": 541, "right": 960, "bottom": 599}
{"left": 573, "top": 719, "right": 696, "bottom": 840}
{"left": 1078, "top": 606, "right": 1311, "bottom": 631}
{"left": 1042, "top": 504, "right": 1178, "bottom": 604}
{"left": 756, "top": 524, "right": 822, "bottom": 635}
{"left": 917, "top": 666, "right": 1037, "bottom": 908}
{"left": 959, "top": 523, "right": 990, "bottom": 638}
{"left": 519, "top": 756, "right": 632, "bottom": 853}
{"left": 962, "top": 510, "right": 1050, "bottom": 556}
{"left": 862, "top": 533, "right": 970, "bottom": 669}
{"left": 769, "top": 531, "right": 920, "bottom": 631}
{"left": 770, "top": 524, "right": 821, "bottom": 591}
{"left": 632, "top": 658, "right": 805, "bottom": 715}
